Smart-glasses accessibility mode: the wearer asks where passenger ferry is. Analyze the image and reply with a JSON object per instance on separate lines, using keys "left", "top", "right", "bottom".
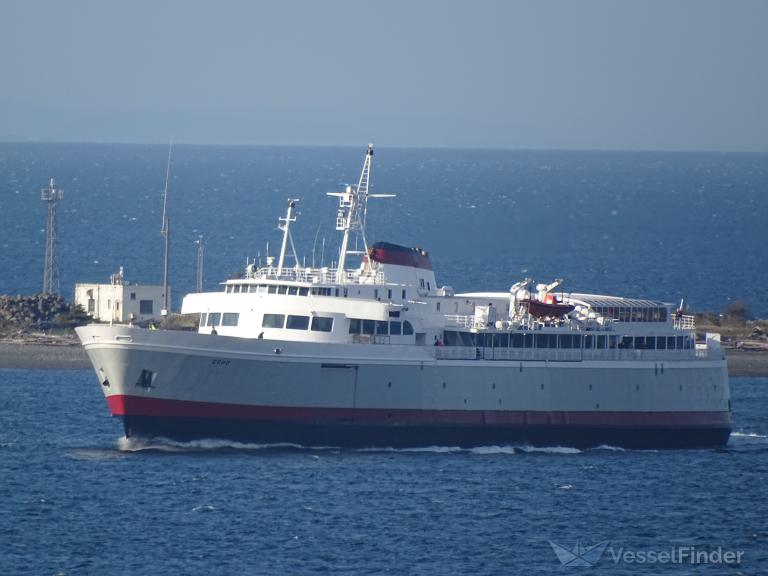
{"left": 76, "top": 145, "right": 731, "bottom": 448}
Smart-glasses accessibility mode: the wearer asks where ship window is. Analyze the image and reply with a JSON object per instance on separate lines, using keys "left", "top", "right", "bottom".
{"left": 403, "top": 321, "right": 414, "bottom": 335}
{"left": 130, "top": 292, "right": 136, "bottom": 300}
{"left": 299, "top": 287, "right": 309, "bottom": 296}
{"left": 596, "top": 335, "right": 607, "bottom": 349}
{"left": 388, "top": 289, "right": 392, "bottom": 299}
{"left": 684, "top": 336, "right": 693, "bottom": 349}
{"left": 262, "top": 313, "right": 284, "bottom": 328}
{"left": 374, "top": 289, "right": 379, "bottom": 299}
{"left": 278, "top": 285, "right": 288, "bottom": 295}
{"left": 420, "top": 279, "right": 425, "bottom": 288}
{"left": 476, "top": 333, "right": 487, "bottom": 348}
{"left": 511, "top": 333, "right": 524, "bottom": 348}
{"left": 199, "top": 313, "right": 207, "bottom": 327}
{"left": 497, "top": 334, "right": 509, "bottom": 348}
{"left": 443, "top": 330, "right": 458, "bottom": 346}
{"left": 362, "top": 320, "right": 376, "bottom": 335}
{"left": 559, "top": 335, "right": 574, "bottom": 349}
{"left": 349, "top": 319, "right": 361, "bottom": 334}
{"left": 222, "top": 313, "right": 239, "bottom": 326}
{"left": 619, "top": 336, "right": 633, "bottom": 349}
{"left": 343, "top": 288, "right": 348, "bottom": 298}
{"left": 584, "top": 335, "right": 594, "bottom": 349}
{"left": 376, "top": 321, "right": 388, "bottom": 335}
{"left": 522, "top": 333, "right": 532, "bottom": 348}
{"left": 286, "top": 315, "right": 309, "bottom": 330}
{"left": 676, "top": 336, "right": 684, "bottom": 349}
{"left": 335, "top": 288, "right": 339, "bottom": 297}
{"left": 609, "top": 336, "right": 620, "bottom": 349}
{"left": 656, "top": 336, "right": 667, "bottom": 350}
{"left": 387, "top": 321, "right": 401, "bottom": 336}
{"left": 402, "top": 289, "right": 407, "bottom": 300}
{"left": 436, "top": 302, "right": 441, "bottom": 312}
{"left": 268, "top": 285, "right": 277, "bottom": 294}
{"left": 311, "top": 317, "right": 333, "bottom": 332}
{"left": 460, "top": 331, "right": 476, "bottom": 347}
{"left": 139, "top": 300, "right": 153, "bottom": 314}
{"left": 535, "top": 334, "right": 557, "bottom": 349}
{"left": 207, "top": 312, "right": 221, "bottom": 326}
{"left": 288, "top": 286, "right": 298, "bottom": 295}
{"left": 659, "top": 308, "right": 668, "bottom": 322}
{"left": 388, "top": 310, "right": 400, "bottom": 318}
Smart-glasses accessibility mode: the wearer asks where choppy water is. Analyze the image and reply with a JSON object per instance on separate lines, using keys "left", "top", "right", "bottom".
{"left": 1, "top": 143, "right": 767, "bottom": 316}
{"left": 1, "top": 369, "right": 766, "bottom": 574}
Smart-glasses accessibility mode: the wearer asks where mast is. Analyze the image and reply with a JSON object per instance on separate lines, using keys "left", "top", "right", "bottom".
{"left": 160, "top": 138, "right": 173, "bottom": 316}
{"left": 276, "top": 199, "right": 299, "bottom": 276}
{"left": 327, "top": 144, "right": 393, "bottom": 283}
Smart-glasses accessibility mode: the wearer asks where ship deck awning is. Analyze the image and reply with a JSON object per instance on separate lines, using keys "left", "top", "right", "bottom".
{"left": 568, "top": 294, "right": 670, "bottom": 309}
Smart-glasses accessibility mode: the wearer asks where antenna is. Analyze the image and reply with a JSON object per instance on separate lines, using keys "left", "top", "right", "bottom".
{"left": 194, "top": 235, "right": 204, "bottom": 293}
{"left": 41, "top": 178, "right": 64, "bottom": 295}
{"left": 160, "top": 137, "right": 173, "bottom": 316}
{"left": 326, "top": 144, "right": 394, "bottom": 282}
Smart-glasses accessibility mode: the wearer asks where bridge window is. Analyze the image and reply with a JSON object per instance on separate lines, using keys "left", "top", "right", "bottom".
{"left": 288, "top": 286, "right": 298, "bottom": 295}
{"left": 349, "top": 319, "right": 361, "bottom": 334}
{"left": 584, "top": 335, "right": 594, "bottom": 349}
{"left": 389, "top": 321, "right": 402, "bottom": 335}
{"left": 207, "top": 312, "right": 221, "bottom": 326}
{"left": 362, "top": 320, "right": 376, "bottom": 335}
{"left": 376, "top": 321, "right": 388, "bottom": 335}
{"left": 286, "top": 315, "right": 309, "bottom": 330}
{"left": 199, "top": 313, "right": 207, "bottom": 327}
{"left": 299, "top": 287, "right": 309, "bottom": 296}
{"left": 656, "top": 336, "right": 667, "bottom": 350}
{"left": 262, "top": 313, "right": 284, "bottom": 328}
{"left": 311, "top": 317, "right": 333, "bottom": 332}
{"left": 403, "top": 321, "right": 414, "bottom": 335}
{"left": 268, "top": 285, "right": 278, "bottom": 294}
{"left": 222, "top": 313, "right": 239, "bottom": 326}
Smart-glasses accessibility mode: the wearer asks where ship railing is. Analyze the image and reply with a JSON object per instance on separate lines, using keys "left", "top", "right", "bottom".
{"left": 249, "top": 266, "right": 386, "bottom": 285}
{"left": 673, "top": 314, "right": 696, "bottom": 330}
{"left": 434, "top": 347, "right": 704, "bottom": 362}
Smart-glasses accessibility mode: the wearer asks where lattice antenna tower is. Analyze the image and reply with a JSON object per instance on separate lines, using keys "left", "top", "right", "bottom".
{"left": 41, "top": 178, "right": 64, "bottom": 294}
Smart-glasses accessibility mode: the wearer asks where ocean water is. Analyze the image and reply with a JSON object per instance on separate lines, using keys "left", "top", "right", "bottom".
{"left": 1, "top": 143, "right": 767, "bottom": 316}
{"left": 0, "top": 369, "right": 766, "bottom": 574}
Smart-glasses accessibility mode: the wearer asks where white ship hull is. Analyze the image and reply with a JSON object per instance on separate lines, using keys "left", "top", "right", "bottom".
{"left": 76, "top": 324, "right": 731, "bottom": 449}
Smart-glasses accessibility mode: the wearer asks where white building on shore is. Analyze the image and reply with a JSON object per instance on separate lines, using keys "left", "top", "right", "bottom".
{"left": 75, "top": 267, "right": 168, "bottom": 323}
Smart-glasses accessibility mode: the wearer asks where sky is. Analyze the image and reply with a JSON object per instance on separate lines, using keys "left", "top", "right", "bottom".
{"left": 1, "top": 0, "right": 766, "bottom": 151}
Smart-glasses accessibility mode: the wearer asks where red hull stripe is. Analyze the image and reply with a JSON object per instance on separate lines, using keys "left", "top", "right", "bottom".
{"left": 369, "top": 242, "right": 433, "bottom": 271}
{"left": 107, "top": 395, "right": 730, "bottom": 428}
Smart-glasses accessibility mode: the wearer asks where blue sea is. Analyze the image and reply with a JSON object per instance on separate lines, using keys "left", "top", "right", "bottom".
{"left": 0, "top": 143, "right": 767, "bottom": 316}
{"left": 1, "top": 144, "right": 768, "bottom": 574}
{"left": 0, "top": 370, "right": 766, "bottom": 575}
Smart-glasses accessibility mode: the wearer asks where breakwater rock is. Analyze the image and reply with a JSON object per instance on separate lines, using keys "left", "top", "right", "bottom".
{"left": 0, "top": 294, "right": 74, "bottom": 328}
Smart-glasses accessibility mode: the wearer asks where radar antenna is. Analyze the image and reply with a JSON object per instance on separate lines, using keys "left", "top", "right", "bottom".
{"left": 327, "top": 144, "right": 394, "bottom": 282}
{"left": 41, "top": 178, "right": 64, "bottom": 294}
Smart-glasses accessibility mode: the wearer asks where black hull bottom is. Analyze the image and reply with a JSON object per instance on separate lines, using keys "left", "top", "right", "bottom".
{"left": 121, "top": 415, "right": 731, "bottom": 450}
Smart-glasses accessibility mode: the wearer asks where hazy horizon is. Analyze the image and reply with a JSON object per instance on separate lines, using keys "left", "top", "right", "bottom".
{"left": 1, "top": 0, "right": 766, "bottom": 152}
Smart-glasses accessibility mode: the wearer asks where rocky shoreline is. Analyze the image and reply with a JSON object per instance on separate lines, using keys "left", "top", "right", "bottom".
{"left": 0, "top": 332, "right": 767, "bottom": 376}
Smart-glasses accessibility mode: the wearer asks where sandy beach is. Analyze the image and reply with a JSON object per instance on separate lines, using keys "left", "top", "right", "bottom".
{"left": 1, "top": 337, "right": 767, "bottom": 376}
